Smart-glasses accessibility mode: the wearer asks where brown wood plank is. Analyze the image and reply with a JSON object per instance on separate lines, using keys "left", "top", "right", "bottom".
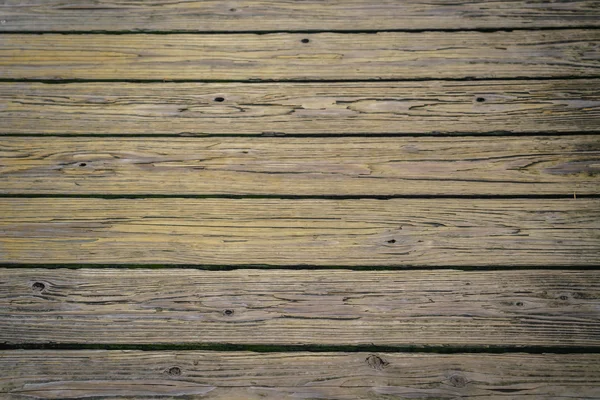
{"left": 1, "top": 269, "right": 599, "bottom": 346}
{"left": 2, "top": 80, "right": 600, "bottom": 135}
{"left": 1, "top": 0, "right": 599, "bottom": 32}
{"left": 1, "top": 136, "right": 599, "bottom": 196}
{"left": 1, "top": 31, "right": 599, "bottom": 80}
{"left": 2, "top": 350, "right": 600, "bottom": 399}
{"left": 0, "top": 198, "right": 598, "bottom": 266}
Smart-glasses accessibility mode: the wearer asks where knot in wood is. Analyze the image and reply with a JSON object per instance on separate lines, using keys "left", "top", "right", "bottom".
{"left": 166, "top": 366, "right": 181, "bottom": 376}
{"left": 32, "top": 282, "right": 45, "bottom": 292}
{"left": 448, "top": 373, "right": 468, "bottom": 388}
{"left": 366, "top": 354, "right": 389, "bottom": 371}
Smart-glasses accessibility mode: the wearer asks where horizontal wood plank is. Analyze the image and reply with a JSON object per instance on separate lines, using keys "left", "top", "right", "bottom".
{"left": 1, "top": 136, "right": 599, "bottom": 196}
{"left": 1, "top": 269, "right": 599, "bottom": 346}
{"left": 2, "top": 80, "right": 600, "bottom": 134}
{"left": 1, "top": 31, "right": 599, "bottom": 80}
{"left": 0, "top": 198, "right": 598, "bottom": 266}
{"left": 2, "top": 0, "right": 600, "bottom": 32}
{"left": 2, "top": 350, "right": 600, "bottom": 399}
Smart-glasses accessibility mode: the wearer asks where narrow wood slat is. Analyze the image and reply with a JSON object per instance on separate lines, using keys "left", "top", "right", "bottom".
{"left": 0, "top": 198, "right": 598, "bottom": 266}
{"left": 2, "top": 0, "right": 600, "bottom": 32}
{"left": 3, "top": 80, "right": 600, "bottom": 134}
{"left": 1, "top": 136, "right": 599, "bottom": 196}
{"left": 2, "top": 350, "right": 600, "bottom": 399}
{"left": 1, "top": 31, "right": 599, "bottom": 80}
{"left": 1, "top": 269, "right": 599, "bottom": 346}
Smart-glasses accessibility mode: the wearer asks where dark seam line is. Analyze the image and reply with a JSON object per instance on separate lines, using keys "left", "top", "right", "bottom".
{"left": 1, "top": 343, "right": 599, "bottom": 354}
{"left": 1, "top": 26, "right": 600, "bottom": 34}
{"left": 1, "top": 264, "right": 598, "bottom": 271}
{"left": 0, "top": 194, "right": 596, "bottom": 199}
{"left": 2, "top": 76, "right": 600, "bottom": 84}
{"left": 1, "top": 131, "right": 599, "bottom": 138}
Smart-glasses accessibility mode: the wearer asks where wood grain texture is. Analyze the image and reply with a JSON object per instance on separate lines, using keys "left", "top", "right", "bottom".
{"left": 0, "top": 198, "right": 598, "bottom": 266}
{"left": 2, "top": 350, "right": 600, "bottom": 399}
{"left": 1, "top": 30, "right": 599, "bottom": 80}
{"left": 2, "top": 0, "right": 600, "bottom": 32}
{"left": 1, "top": 136, "right": 599, "bottom": 196}
{"left": 1, "top": 269, "right": 599, "bottom": 346}
{"left": 3, "top": 80, "right": 600, "bottom": 135}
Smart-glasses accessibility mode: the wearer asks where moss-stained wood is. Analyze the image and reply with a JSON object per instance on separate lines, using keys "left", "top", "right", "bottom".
{"left": 1, "top": 269, "right": 599, "bottom": 346}
{"left": 2, "top": 80, "right": 600, "bottom": 135}
{"left": 0, "top": 198, "right": 598, "bottom": 266}
{"left": 1, "top": 31, "right": 599, "bottom": 80}
{"left": 1, "top": 136, "right": 599, "bottom": 196}
{"left": 2, "top": 350, "right": 600, "bottom": 399}
{"left": 2, "top": 0, "right": 600, "bottom": 32}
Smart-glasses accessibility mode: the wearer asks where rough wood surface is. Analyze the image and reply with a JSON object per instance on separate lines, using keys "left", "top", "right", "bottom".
{"left": 1, "top": 136, "right": 599, "bottom": 196}
{"left": 2, "top": 350, "right": 600, "bottom": 399}
{"left": 2, "top": 30, "right": 599, "bottom": 80}
{"left": 3, "top": 80, "right": 600, "bottom": 135}
{"left": 1, "top": 269, "right": 599, "bottom": 346}
{"left": 0, "top": 198, "right": 598, "bottom": 266}
{"left": 2, "top": 0, "right": 600, "bottom": 32}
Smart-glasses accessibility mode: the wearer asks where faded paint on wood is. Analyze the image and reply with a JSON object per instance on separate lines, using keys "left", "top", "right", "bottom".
{"left": 2, "top": 351, "right": 600, "bottom": 399}
{"left": 2, "top": 31, "right": 599, "bottom": 80}
{"left": 0, "top": 198, "right": 598, "bottom": 266}
{"left": 2, "top": 0, "right": 600, "bottom": 32}
{"left": 1, "top": 269, "right": 599, "bottom": 346}
{"left": 1, "top": 136, "right": 599, "bottom": 196}
{"left": 2, "top": 80, "right": 600, "bottom": 135}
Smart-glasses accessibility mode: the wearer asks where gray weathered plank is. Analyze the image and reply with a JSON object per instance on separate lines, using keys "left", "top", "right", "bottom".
{"left": 1, "top": 269, "right": 599, "bottom": 346}
{"left": 0, "top": 198, "right": 598, "bottom": 266}
{"left": 1, "top": 30, "right": 599, "bottom": 80}
{"left": 2, "top": 80, "right": 600, "bottom": 134}
{"left": 1, "top": 0, "right": 599, "bottom": 32}
{"left": 1, "top": 136, "right": 599, "bottom": 196}
{"left": 2, "top": 350, "right": 600, "bottom": 399}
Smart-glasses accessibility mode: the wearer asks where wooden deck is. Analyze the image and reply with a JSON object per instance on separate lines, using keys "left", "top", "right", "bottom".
{"left": 1, "top": 1, "right": 599, "bottom": 398}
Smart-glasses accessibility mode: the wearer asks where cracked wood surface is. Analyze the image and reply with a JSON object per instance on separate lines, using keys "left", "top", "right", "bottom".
{"left": 1, "top": 269, "right": 599, "bottom": 346}
{"left": 2, "top": 351, "right": 600, "bottom": 399}
{"left": 2, "top": 30, "right": 599, "bottom": 80}
{"left": 2, "top": 80, "right": 600, "bottom": 135}
{"left": 0, "top": 198, "right": 598, "bottom": 266}
{"left": 1, "top": 136, "right": 599, "bottom": 196}
{"left": 2, "top": 0, "right": 600, "bottom": 32}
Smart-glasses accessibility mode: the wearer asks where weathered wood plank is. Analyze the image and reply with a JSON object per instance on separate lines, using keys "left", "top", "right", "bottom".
{"left": 1, "top": 31, "right": 599, "bottom": 80}
{"left": 0, "top": 198, "right": 598, "bottom": 266}
{"left": 2, "top": 350, "right": 600, "bottom": 399}
{"left": 2, "top": 80, "right": 600, "bottom": 134}
{"left": 2, "top": 1, "right": 600, "bottom": 32}
{"left": 1, "top": 136, "right": 599, "bottom": 196}
{"left": 1, "top": 269, "right": 599, "bottom": 346}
